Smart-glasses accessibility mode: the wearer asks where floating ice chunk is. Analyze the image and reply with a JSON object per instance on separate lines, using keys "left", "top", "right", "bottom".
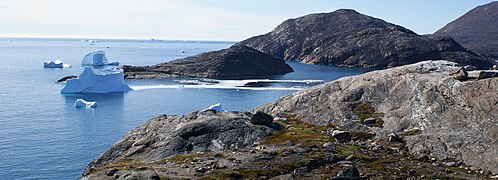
{"left": 81, "top": 50, "right": 119, "bottom": 66}
{"left": 44, "top": 59, "right": 71, "bottom": 68}
{"left": 205, "top": 103, "right": 225, "bottom": 112}
{"left": 61, "top": 67, "right": 132, "bottom": 93}
{"left": 74, "top": 99, "right": 97, "bottom": 108}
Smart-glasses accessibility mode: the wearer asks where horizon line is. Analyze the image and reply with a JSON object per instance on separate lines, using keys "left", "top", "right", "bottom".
{"left": 0, "top": 35, "right": 240, "bottom": 43}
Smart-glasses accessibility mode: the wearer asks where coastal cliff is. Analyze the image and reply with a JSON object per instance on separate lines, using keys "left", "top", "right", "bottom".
{"left": 238, "top": 9, "right": 492, "bottom": 69}
{"left": 123, "top": 45, "right": 293, "bottom": 79}
{"left": 83, "top": 61, "right": 497, "bottom": 179}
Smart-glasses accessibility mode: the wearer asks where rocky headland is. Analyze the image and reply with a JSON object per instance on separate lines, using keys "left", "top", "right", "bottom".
{"left": 82, "top": 61, "right": 497, "bottom": 179}
{"left": 238, "top": 9, "right": 493, "bottom": 69}
{"left": 122, "top": 45, "right": 294, "bottom": 79}
{"left": 434, "top": 1, "right": 498, "bottom": 59}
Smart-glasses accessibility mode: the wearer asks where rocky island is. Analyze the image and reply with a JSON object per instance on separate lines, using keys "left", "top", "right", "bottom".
{"left": 82, "top": 61, "right": 497, "bottom": 179}
{"left": 238, "top": 9, "right": 492, "bottom": 69}
{"left": 123, "top": 45, "right": 294, "bottom": 79}
{"left": 434, "top": 1, "right": 498, "bottom": 59}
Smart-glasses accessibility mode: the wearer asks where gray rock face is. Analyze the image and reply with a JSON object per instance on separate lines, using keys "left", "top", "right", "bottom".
{"left": 123, "top": 45, "right": 294, "bottom": 79}
{"left": 238, "top": 9, "right": 492, "bottom": 69}
{"left": 434, "top": 1, "right": 498, "bottom": 59}
{"left": 254, "top": 60, "right": 497, "bottom": 173}
{"left": 83, "top": 110, "right": 276, "bottom": 176}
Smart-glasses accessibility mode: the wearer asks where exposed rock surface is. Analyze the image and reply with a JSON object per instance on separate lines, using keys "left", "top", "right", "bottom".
{"left": 56, "top": 75, "right": 77, "bottom": 83}
{"left": 238, "top": 9, "right": 492, "bottom": 69}
{"left": 83, "top": 60, "right": 496, "bottom": 179}
{"left": 83, "top": 110, "right": 277, "bottom": 177}
{"left": 254, "top": 60, "right": 498, "bottom": 174}
{"left": 434, "top": 1, "right": 498, "bottom": 59}
{"left": 123, "top": 45, "right": 293, "bottom": 79}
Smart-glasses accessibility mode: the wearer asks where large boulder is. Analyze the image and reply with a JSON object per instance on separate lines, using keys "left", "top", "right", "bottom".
{"left": 254, "top": 60, "right": 498, "bottom": 173}
{"left": 83, "top": 110, "right": 277, "bottom": 176}
{"left": 238, "top": 9, "right": 492, "bottom": 69}
{"left": 123, "top": 45, "right": 294, "bottom": 79}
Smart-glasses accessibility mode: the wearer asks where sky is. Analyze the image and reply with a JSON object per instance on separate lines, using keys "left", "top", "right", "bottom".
{"left": 0, "top": 0, "right": 494, "bottom": 41}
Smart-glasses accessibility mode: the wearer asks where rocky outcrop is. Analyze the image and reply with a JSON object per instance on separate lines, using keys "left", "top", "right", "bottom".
{"left": 434, "top": 1, "right": 498, "bottom": 59}
{"left": 83, "top": 61, "right": 496, "bottom": 179}
{"left": 83, "top": 110, "right": 278, "bottom": 177}
{"left": 238, "top": 9, "right": 492, "bottom": 69}
{"left": 56, "top": 75, "right": 77, "bottom": 83}
{"left": 123, "top": 45, "right": 293, "bottom": 79}
{"left": 255, "top": 60, "right": 498, "bottom": 174}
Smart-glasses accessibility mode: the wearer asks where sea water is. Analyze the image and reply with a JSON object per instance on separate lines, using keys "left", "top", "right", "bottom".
{"left": 0, "top": 38, "right": 370, "bottom": 179}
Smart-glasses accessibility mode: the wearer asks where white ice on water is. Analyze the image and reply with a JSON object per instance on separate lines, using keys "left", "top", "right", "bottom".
{"left": 130, "top": 79, "right": 323, "bottom": 91}
{"left": 74, "top": 99, "right": 97, "bottom": 108}
{"left": 81, "top": 50, "right": 119, "bottom": 66}
{"left": 61, "top": 67, "right": 132, "bottom": 93}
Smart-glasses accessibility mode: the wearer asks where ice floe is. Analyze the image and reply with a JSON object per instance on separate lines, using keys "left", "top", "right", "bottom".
{"left": 74, "top": 99, "right": 97, "bottom": 108}
{"left": 131, "top": 79, "right": 323, "bottom": 91}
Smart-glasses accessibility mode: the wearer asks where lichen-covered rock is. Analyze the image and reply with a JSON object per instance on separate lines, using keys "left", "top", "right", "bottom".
{"left": 83, "top": 110, "right": 277, "bottom": 177}
{"left": 254, "top": 60, "right": 498, "bottom": 173}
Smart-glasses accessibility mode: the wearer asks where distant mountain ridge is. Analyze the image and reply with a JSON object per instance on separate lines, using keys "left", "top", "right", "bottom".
{"left": 434, "top": 1, "right": 498, "bottom": 59}
{"left": 238, "top": 9, "right": 492, "bottom": 69}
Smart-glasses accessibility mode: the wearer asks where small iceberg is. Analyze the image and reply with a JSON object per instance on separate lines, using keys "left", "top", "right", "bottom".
{"left": 44, "top": 59, "right": 71, "bottom": 68}
{"left": 61, "top": 67, "right": 132, "bottom": 93}
{"left": 81, "top": 50, "right": 119, "bottom": 66}
{"left": 74, "top": 99, "right": 97, "bottom": 108}
{"left": 205, "top": 103, "right": 225, "bottom": 112}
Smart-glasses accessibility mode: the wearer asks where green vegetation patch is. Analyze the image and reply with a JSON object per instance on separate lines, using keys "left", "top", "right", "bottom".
{"left": 353, "top": 102, "right": 384, "bottom": 127}
{"left": 261, "top": 115, "right": 331, "bottom": 147}
{"left": 168, "top": 153, "right": 205, "bottom": 164}
{"left": 398, "top": 128, "right": 422, "bottom": 136}
{"left": 101, "top": 160, "right": 145, "bottom": 169}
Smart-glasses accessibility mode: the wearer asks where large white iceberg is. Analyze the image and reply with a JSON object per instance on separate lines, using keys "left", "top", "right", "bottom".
{"left": 74, "top": 99, "right": 97, "bottom": 108}
{"left": 61, "top": 67, "right": 132, "bottom": 93}
{"left": 205, "top": 103, "right": 225, "bottom": 112}
{"left": 81, "top": 50, "right": 119, "bottom": 66}
{"left": 44, "top": 59, "right": 71, "bottom": 68}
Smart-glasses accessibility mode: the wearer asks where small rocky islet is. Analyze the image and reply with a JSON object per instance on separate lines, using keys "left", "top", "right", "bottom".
{"left": 82, "top": 61, "right": 497, "bottom": 179}
{"left": 122, "top": 45, "right": 293, "bottom": 79}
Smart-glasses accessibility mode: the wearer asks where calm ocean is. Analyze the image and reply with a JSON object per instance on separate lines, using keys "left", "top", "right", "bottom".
{"left": 0, "top": 38, "right": 370, "bottom": 179}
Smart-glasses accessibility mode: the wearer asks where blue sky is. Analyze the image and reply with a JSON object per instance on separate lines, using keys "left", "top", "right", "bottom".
{"left": 0, "top": 0, "right": 494, "bottom": 41}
